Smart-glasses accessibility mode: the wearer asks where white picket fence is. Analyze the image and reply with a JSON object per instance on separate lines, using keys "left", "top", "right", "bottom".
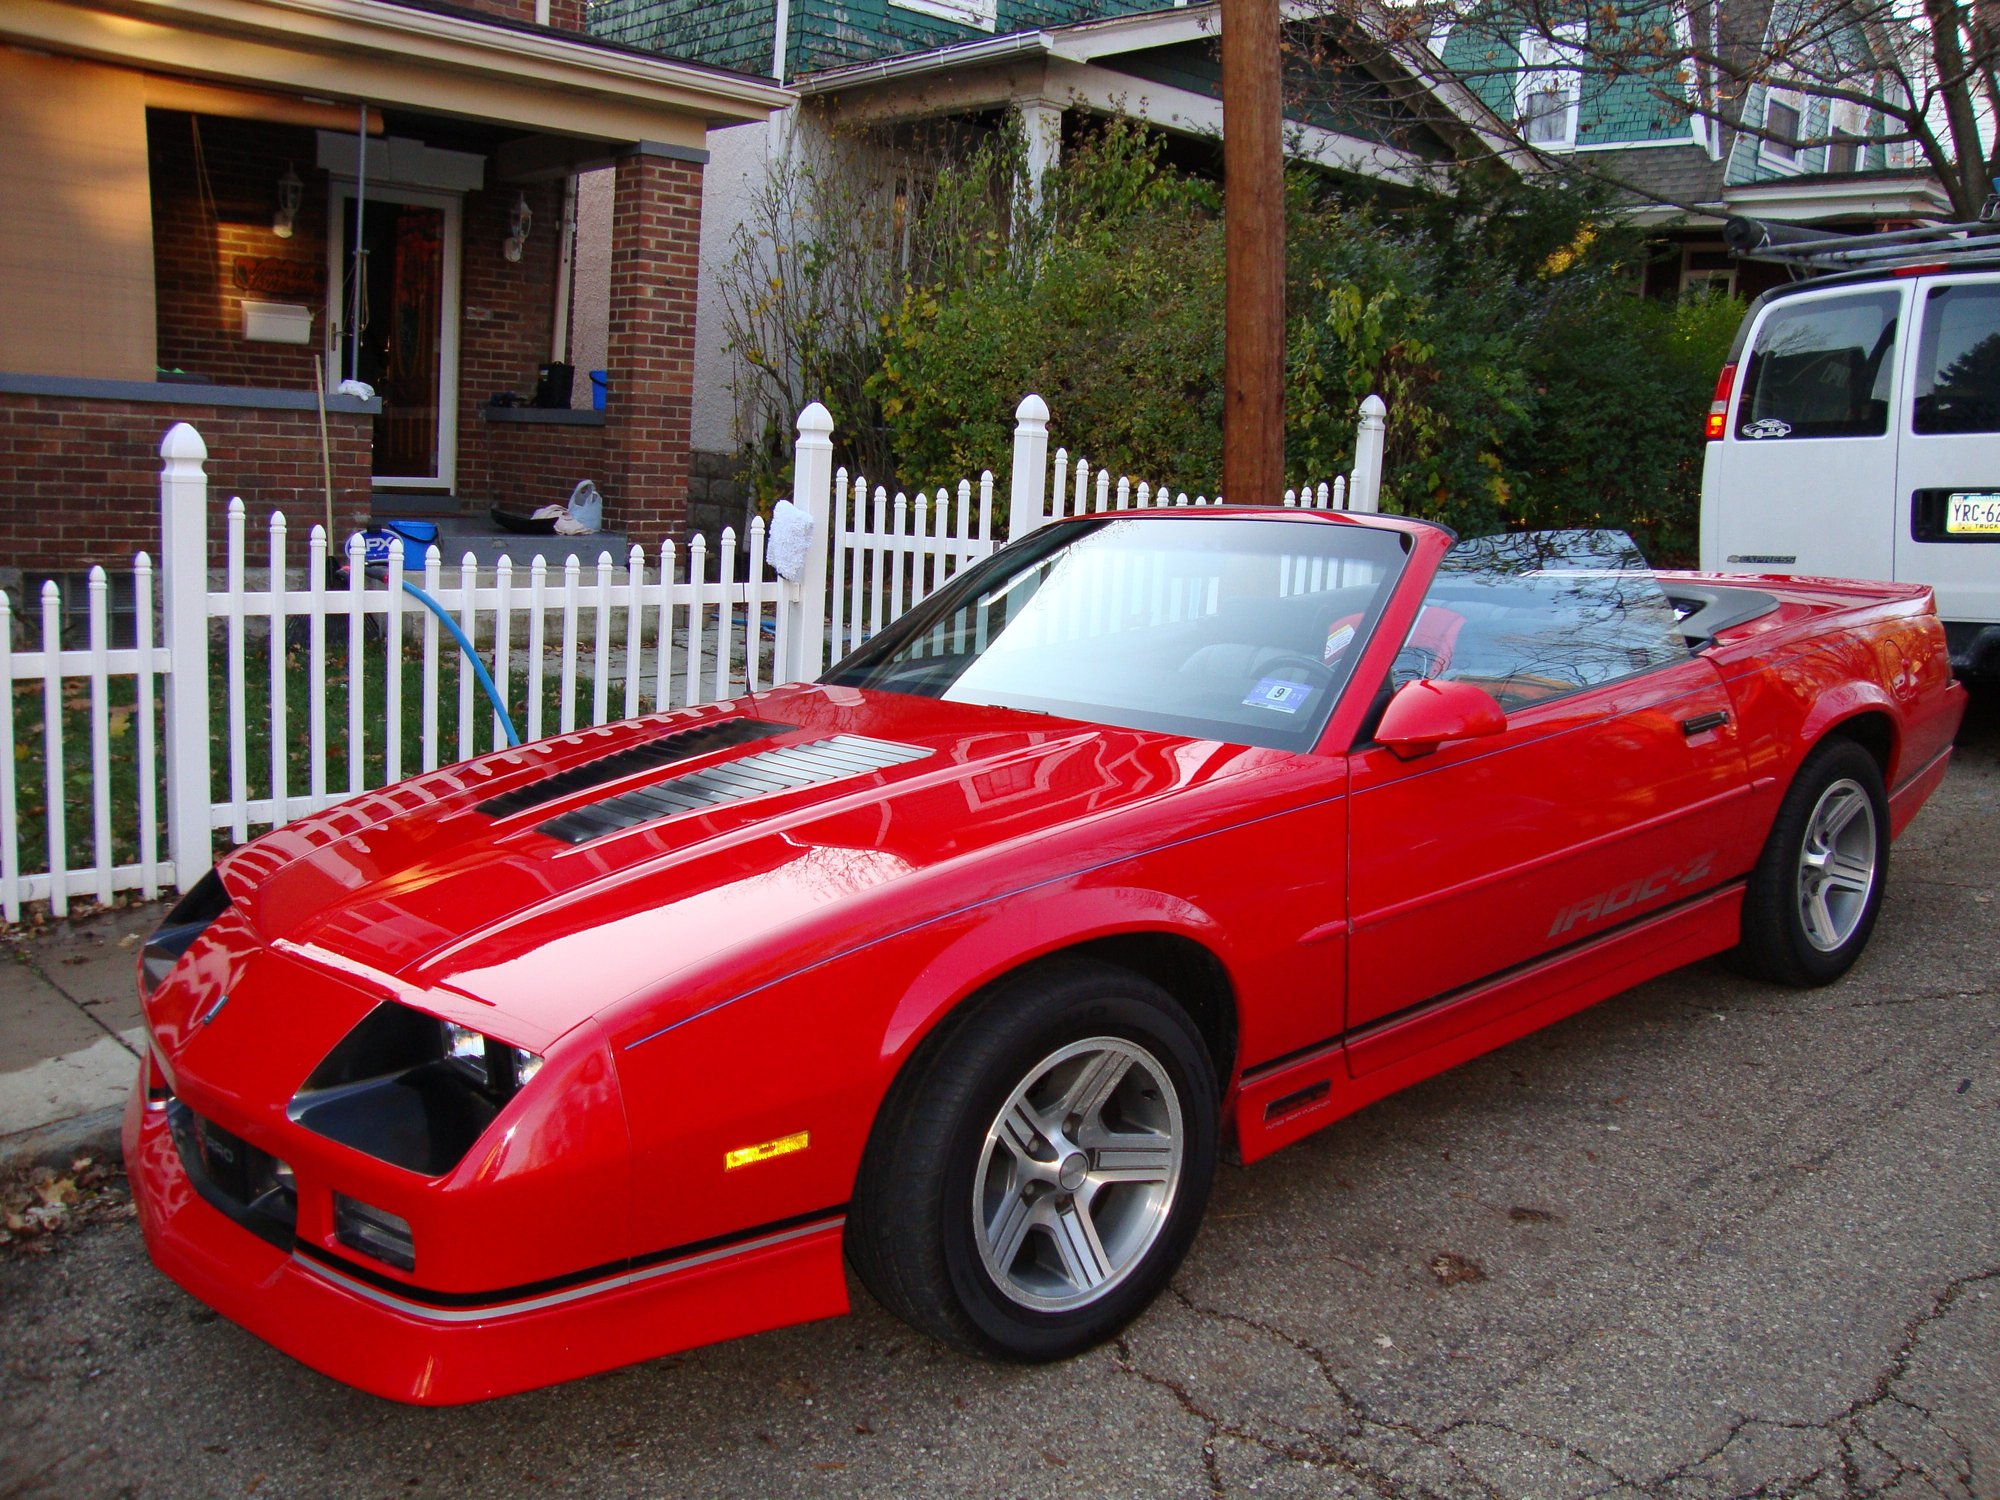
{"left": 0, "top": 391, "right": 1386, "bottom": 919}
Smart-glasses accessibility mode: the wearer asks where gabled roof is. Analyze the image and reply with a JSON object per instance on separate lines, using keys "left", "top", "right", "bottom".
{"left": 793, "top": 1, "right": 1519, "bottom": 178}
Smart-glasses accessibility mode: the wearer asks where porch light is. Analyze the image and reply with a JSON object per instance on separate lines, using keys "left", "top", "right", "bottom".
{"left": 503, "top": 192, "right": 532, "bottom": 263}
{"left": 273, "top": 163, "right": 303, "bottom": 240}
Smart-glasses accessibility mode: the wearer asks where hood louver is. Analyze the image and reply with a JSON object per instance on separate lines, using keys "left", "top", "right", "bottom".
{"left": 536, "top": 735, "right": 934, "bottom": 846}
{"left": 477, "top": 718, "right": 793, "bottom": 820}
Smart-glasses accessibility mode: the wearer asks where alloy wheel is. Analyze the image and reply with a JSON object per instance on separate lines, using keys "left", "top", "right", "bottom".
{"left": 1797, "top": 776, "right": 1878, "bottom": 952}
{"left": 972, "top": 1037, "right": 1184, "bottom": 1312}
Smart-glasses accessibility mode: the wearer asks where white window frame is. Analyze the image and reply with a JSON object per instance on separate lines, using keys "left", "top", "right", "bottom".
{"left": 1516, "top": 23, "right": 1585, "bottom": 150}
{"left": 889, "top": 0, "right": 997, "bottom": 30}
{"left": 1758, "top": 87, "right": 1805, "bottom": 172}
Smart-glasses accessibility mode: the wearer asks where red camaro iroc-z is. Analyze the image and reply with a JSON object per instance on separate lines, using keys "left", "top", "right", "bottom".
{"left": 125, "top": 512, "right": 1963, "bottom": 1402}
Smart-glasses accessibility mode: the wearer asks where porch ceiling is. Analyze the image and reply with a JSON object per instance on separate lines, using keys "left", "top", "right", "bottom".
{"left": 5, "top": 0, "right": 791, "bottom": 149}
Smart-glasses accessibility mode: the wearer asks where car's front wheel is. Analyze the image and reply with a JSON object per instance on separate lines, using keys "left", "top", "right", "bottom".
{"left": 847, "top": 958, "right": 1218, "bottom": 1360}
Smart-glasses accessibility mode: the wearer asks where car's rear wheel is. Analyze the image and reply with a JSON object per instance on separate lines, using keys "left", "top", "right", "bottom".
{"left": 1732, "top": 736, "right": 1888, "bottom": 987}
{"left": 847, "top": 958, "right": 1217, "bottom": 1360}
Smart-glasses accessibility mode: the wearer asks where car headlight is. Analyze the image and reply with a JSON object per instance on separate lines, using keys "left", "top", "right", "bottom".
{"left": 441, "top": 1021, "right": 544, "bottom": 1097}
{"left": 289, "top": 1003, "right": 545, "bottom": 1176}
{"left": 140, "top": 869, "right": 233, "bottom": 993}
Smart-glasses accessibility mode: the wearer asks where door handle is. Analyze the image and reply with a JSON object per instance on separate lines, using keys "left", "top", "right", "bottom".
{"left": 1681, "top": 711, "right": 1730, "bottom": 736}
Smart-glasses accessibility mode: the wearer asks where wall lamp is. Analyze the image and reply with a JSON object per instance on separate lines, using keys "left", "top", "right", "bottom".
{"left": 273, "top": 163, "right": 303, "bottom": 240}
{"left": 503, "top": 192, "right": 533, "bottom": 263}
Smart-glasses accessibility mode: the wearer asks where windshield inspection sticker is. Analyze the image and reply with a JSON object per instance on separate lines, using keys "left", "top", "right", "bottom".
{"left": 1244, "top": 677, "right": 1313, "bottom": 714}
{"left": 1323, "top": 622, "right": 1357, "bottom": 663}
{"left": 1740, "top": 417, "right": 1792, "bottom": 439}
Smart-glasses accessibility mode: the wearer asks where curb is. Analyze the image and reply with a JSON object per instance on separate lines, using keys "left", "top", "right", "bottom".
{"left": 0, "top": 1106, "right": 125, "bottom": 1174}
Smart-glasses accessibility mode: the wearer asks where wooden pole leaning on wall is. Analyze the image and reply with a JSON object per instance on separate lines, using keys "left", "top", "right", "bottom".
{"left": 1220, "top": 0, "right": 1286, "bottom": 507}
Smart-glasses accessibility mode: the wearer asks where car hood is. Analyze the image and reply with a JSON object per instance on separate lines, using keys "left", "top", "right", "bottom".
{"left": 213, "top": 685, "right": 1303, "bottom": 1048}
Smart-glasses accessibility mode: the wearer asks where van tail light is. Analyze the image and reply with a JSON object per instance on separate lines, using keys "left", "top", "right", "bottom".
{"left": 1706, "top": 363, "right": 1736, "bottom": 441}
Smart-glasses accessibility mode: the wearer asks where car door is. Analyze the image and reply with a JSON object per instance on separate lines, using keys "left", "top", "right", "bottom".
{"left": 1705, "top": 283, "right": 1908, "bottom": 584}
{"left": 1343, "top": 539, "right": 1754, "bottom": 1079}
{"left": 1894, "top": 275, "right": 2000, "bottom": 626}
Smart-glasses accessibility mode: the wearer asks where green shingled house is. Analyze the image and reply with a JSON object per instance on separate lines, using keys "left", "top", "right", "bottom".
{"left": 1434, "top": 0, "right": 1948, "bottom": 297}
{"left": 583, "top": 0, "right": 1513, "bottom": 493}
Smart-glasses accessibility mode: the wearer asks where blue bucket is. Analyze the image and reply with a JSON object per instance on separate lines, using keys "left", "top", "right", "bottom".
{"left": 589, "top": 370, "right": 608, "bottom": 412}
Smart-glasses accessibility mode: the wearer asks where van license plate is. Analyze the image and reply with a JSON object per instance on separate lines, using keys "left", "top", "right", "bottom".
{"left": 1945, "top": 493, "right": 2000, "bottom": 533}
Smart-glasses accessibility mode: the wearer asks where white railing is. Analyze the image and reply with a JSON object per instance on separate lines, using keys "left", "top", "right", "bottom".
{"left": 0, "top": 392, "right": 1385, "bottom": 919}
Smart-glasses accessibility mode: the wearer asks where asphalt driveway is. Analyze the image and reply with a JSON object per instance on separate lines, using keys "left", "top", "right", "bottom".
{"left": 3, "top": 694, "right": 1995, "bottom": 1500}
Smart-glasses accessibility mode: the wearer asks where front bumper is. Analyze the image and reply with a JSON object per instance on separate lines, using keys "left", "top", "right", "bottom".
{"left": 121, "top": 1078, "right": 850, "bottom": 1405}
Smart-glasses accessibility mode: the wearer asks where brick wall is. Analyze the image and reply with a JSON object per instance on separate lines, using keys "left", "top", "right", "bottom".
{"left": 456, "top": 182, "right": 567, "bottom": 501}
{"left": 150, "top": 114, "right": 330, "bottom": 389}
{"left": 481, "top": 420, "right": 608, "bottom": 516}
{"left": 603, "top": 152, "right": 703, "bottom": 542}
{"left": 0, "top": 396, "right": 372, "bottom": 572}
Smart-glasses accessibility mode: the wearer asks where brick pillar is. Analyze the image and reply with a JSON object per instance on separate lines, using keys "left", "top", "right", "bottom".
{"left": 603, "top": 143, "right": 705, "bottom": 544}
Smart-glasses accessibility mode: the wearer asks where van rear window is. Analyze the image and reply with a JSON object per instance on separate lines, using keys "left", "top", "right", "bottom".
{"left": 1738, "top": 291, "right": 1899, "bottom": 440}
{"left": 1914, "top": 284, "right": 2000, "bottom": 435}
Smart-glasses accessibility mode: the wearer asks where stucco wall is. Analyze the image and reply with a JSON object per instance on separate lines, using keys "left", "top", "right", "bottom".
{"left": 690, "top": 119, "right": 775, "bottom": 457}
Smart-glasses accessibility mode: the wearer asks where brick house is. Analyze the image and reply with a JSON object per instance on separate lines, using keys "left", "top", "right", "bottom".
{"left": 586, "top": 0, "right": 1513, "bottom": 509}
{"left": 0, "top": 0, "right": 789, "bottom": 600}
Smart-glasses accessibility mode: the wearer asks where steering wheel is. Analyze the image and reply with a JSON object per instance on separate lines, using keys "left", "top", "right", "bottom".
{"left": 1254, "top": 651, "right": 1338, "bottom": 688}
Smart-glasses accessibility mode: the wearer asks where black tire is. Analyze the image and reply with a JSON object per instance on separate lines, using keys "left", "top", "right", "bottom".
{"left": 1731, "top": 736, "right": 1890, "bottom": 987}
{"left": 846, "top": 957, "right": 1218, "bottom": 1361}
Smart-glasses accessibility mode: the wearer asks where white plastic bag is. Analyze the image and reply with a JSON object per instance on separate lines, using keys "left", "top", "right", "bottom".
{"left": 766, "top": 498, "right": 814, "bottom": 581}
{"left": 563, "top": 480, "right": 603, "bottom": 534}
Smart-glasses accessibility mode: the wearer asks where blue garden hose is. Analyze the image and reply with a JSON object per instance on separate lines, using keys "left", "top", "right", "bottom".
{"left": 398, "top": 578, "right": 521, "bottom": 747}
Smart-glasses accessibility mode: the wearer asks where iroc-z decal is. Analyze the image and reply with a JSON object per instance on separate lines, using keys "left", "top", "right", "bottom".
{"left": 1548, "top": 851, "right": 1716, "bottom": 939}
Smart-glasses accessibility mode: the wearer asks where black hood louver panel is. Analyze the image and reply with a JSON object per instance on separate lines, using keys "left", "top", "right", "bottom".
{"left": 476, "top": 718, "right": 794, "bottom": 819}
{"left": 537, "top": 734, "right": 934, "bottom": 846}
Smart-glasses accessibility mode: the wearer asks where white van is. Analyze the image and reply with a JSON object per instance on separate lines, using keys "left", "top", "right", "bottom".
{"left": 1698, "top": 218, "right": 2000, "bottom": 674}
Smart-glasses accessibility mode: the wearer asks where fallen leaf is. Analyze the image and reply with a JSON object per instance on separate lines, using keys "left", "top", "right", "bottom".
{"left": 1508, "top": 1206, "right": 1557, "bottom": 1224}
{"left": 1428, "top": 1252, "right": 1487, "bottom": 1287}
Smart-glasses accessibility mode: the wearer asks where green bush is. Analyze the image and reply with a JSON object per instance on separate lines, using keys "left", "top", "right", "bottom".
{"left": 849, "top": 118, "right": 1740, "bottom": 560}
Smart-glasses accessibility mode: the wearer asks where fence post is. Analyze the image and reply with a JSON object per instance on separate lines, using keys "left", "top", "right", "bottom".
{"left": 160, "top": 423, "right": 213, "bottom": 892}
{"left": 1349, "top": 394, "right": 1386, "bottom": 514}
{"left": 791, "top": 401, "right": 835, "bottom": 681}
{"left": 1007, "top": 394, "right": 1050, "bottom": 541}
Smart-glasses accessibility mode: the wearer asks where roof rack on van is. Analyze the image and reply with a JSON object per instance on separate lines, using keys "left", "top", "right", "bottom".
{"left": 1723, "top": 214, "right": 2000, "bottom": 275}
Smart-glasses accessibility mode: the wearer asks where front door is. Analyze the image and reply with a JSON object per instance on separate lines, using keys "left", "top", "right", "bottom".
{"left": 327, "top": 186, "right": 461, "bottom": 490}
{"left": 1344, "top": 538, "right": 1754, "bottom": 1077}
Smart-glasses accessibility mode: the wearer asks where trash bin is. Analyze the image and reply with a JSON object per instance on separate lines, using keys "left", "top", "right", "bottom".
{"left": 589, "top": 369, "right": 608, "bottom": 412}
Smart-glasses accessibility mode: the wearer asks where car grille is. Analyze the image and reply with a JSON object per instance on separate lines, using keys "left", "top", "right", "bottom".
{"left": 537, "top": 734, "right": 934, "bottom": 845}
{"left": 167, "top": 1100, "right": 297, "bottom": 1249}
{"left": 475, "top": 717, "right": 795, "bottom": 819}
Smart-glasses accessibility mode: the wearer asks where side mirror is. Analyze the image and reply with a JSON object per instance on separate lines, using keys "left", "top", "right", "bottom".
{"left": 1376, "top": 678, "right": 1506, "bottom": 760}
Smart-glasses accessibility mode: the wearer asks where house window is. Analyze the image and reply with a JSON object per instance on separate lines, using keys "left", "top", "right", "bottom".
{"left": 1825, "top": 100, "right": 1867, "bottom": 172}
{"left": 889, "top": 0, "right": 998, "bottom": 31}
{"left": 1517, "top": 25, "right": 1584, "bottom": 149}
{"left": 1760, "top": 91, "right": 1803, "bottom": 168}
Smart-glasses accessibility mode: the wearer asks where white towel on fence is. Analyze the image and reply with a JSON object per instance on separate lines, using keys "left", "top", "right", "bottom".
{"left": 766, "top": 498, "right": 814, "bottom": 581}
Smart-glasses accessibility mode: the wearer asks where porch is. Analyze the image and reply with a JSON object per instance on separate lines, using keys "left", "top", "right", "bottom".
{"left": 0, "top": 0, "right": 788, "bottom": 600}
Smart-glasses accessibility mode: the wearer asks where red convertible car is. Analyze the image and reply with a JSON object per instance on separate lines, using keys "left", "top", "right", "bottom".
{"left": 125, "top": 512, "right": 1962, "bottom": 1404}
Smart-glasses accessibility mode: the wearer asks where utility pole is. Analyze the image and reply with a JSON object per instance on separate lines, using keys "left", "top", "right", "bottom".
{"left": 1221, "top": 0, "right": 1285, "bottom": 505}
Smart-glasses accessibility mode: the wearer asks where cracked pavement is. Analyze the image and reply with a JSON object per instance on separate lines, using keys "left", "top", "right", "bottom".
{"left": 2, "top": 693, "right": 1995, "bottom": 1500}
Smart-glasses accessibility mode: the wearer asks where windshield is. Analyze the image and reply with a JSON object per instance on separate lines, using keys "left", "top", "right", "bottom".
{"left": 826, "top": 515, "right": 1410, "bottom": 752}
